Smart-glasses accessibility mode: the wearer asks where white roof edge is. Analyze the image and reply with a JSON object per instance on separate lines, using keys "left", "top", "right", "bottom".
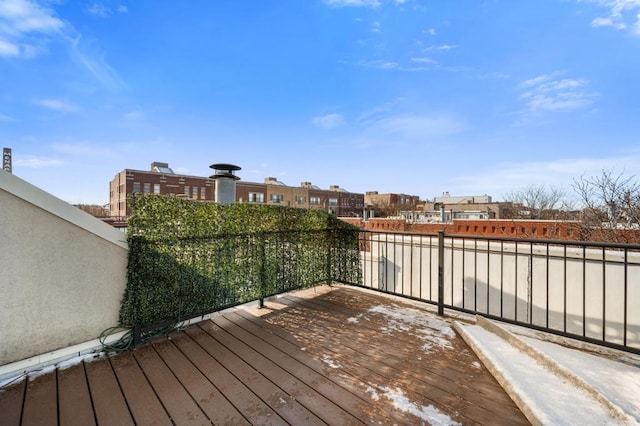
{"left": 0, "top": 170, "right": 128, "bottom": 250}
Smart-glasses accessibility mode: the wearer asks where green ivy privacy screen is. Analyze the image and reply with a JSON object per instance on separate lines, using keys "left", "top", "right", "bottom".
{"left": 119, "top": 194, "right": 361, "bottom": 328}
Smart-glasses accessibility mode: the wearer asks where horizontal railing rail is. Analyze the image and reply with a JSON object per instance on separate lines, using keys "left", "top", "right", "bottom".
{"left": 345, "top": 229, "right": 640, "bottom": 355}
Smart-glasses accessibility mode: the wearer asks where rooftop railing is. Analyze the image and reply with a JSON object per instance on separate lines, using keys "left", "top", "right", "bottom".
{"left": 125, "top": 228, "right": 640, "bottom": 354}
{"left": 346, "top": 230, "right": 640, "bottom": 355}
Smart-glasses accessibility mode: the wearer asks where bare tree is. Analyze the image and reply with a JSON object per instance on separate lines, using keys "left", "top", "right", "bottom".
{"left": 572, "top": 169, "right": 640, "bottom": 242}
{"left": 504, "top": 184, "right": 571, "bottom": 220}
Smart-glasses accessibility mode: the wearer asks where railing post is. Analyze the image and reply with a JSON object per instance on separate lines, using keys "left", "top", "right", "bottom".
{"left": 133, "top": 324, "right": 142, "bottom": 346}
{"left": 438, "top": 231, "right": 445, "bottom": 316}
{"left": 259, "top": 238, "right": 266, "bottom": 308}
{"left": 326, "top": 229, "right": 333, "bottom": 286}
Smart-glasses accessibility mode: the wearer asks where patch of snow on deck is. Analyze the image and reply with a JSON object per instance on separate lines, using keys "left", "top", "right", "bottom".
{"left": 379, "top": 385, "right": 461, "bottom": 425}
{"left": 367, "top": 304, "right": 455, "bottom": 351}
{"left": 56, "top": 353, "right": 100, "bottom": 370}
{"left": 364, "top": 385, "right": 380, "bottom": 401}
{"left": 321, "top": 354, "right": 341, "bottom": 369}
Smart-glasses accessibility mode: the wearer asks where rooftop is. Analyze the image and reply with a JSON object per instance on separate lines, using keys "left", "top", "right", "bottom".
{"left": 0, "top": 286, "right": 528, "bottom": 425}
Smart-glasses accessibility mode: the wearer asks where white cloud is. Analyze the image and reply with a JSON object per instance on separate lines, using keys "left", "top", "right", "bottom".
{"left": 0, "top": 0, "right": 64, "bottom": 58}
{"left": 0, "top": 2, "right": 124, "bottom": 89}
{"left": 35, "top": 98, "right": 78, "bottom": 112}
{"left": 454, "top": 155, "right": 640, "bottom": 201}
{"left": 410, "top": 57, "right": 435, "bottom": 64}
{"left": 53, "top": 143, "right": 111, "bottom": 157}
{"left": 426, "top": 28, "right": 436, "bottom": 35}
{"left": 124, "top": 110, "right": 143, "bottom": 120}
{"left": 86, "top": 2, "right": 128, "bottom": 17}
{"left": 14, "top": 156, "right": 62, "bottom": 168}
{"left": 591, "top": 16, "right": 626, "bottom": 29}
{"left": 634, "top": 12, "right": 640, "bottom": 34}
{"left": 324, "top": 0, "right": 382, "bottom": 7}
{"left": 583, "top": 0, "right": 640, "bottom": 35}
{"left": 0, "top": 38, "right": 19, "bottom": 55}
{"left": 68, "top": 35, "right": 125, "bottom": 91}
{"left": 0, "top": 0, "right": 64, "bottom": 34}
{"left": 312, "top": 113, "right": 345, "bottom": 129}
{"left": 87, "top": 2, "right": 111, "bottom": 17}
{"left": 518, "top": 74, "right": 597, "bottom": 115}
{"left": 369, "top": 114, "right": 466, "bottom": 139}
{"left": 324, "top": 0, "right": 410, "bottom": 7}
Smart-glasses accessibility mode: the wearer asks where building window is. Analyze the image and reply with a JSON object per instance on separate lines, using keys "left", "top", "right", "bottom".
{"left": 310, "top": 196, "right": 321, "bottom": 205}
{"left": 153, "top": 184, "right": 160, "bottom": 194}
{"left": 295, "top": 195, "right": 306, "bottom": 204}
{"left": 132, "top": 182, "right": 141, "bottom": 194}
{"left": 249, "top": 192, "right": 264, "bottom": 203}
{"left": 143, "top": 183, "right": 151, "bottom": 193}
{"left": 270, "top": 194, "right": 283, "bottom": 203}
{"left": 192, "top": 186, "right": 198, "bottom": 198}
{"left": 200, "top": 187, "right": 206, "bottom": 199}
{"left": 184, "top": 186, "right": 190, "bottom": 196}
{"left": 329, "top": 198, "right": 338, "bottom": 207}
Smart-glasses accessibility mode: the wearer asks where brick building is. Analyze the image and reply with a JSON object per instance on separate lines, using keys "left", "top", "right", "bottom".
{"left": 418, "top": 192, "right": 514, "bottom": 220}
{"left": 109, "top": 162, "right": 364, "bottom": 218}
{"left": 363, "top": 191, "right": 421, "bottom": 217}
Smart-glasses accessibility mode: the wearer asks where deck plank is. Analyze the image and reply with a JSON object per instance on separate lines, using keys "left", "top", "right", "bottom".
{"left": 21, "top": 371, "right": 57, "bottom": 426}
{"left": 171, "top": 330, "right": 286, "bottom": 425}
{"left": 0, "top": 379, "right": 25, "bottom": 426}
{"left": 180, "top": 326, "right": 325, "bottom": 426}
{"left": 110, "top": 350, "right": 172, "bottom": 425}
{"left": 57, "top": 363, "right": 95, "bottom": 426}
{"left": 84, "top": 358, "right": 134, "bottom": 426}
{"left": 151, "top": 336, "right": 250, "bottom": 425}
{"left": 133, "top": 344, "right": 210, "bottom": 425}
{"left": 203, "top": 316, "right": 368, "bottom": 425}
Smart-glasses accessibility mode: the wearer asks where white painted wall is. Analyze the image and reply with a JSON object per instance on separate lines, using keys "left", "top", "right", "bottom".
{"left": 362, "top": 233, "right": 640, "bottom": 349}
{"left": 0, "top": 170, "right": 128, "bottom": 365}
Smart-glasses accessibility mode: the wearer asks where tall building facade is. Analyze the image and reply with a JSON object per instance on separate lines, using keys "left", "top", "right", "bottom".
{"left": 109, "top": 162, "right": 364, "bottom": 218}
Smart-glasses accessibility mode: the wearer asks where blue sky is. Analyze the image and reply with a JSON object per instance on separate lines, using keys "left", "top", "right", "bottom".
{"left": 1, "top": 0, "right": 639, "bottom": 205}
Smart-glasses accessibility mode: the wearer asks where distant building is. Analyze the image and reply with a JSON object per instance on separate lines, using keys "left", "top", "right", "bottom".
{"left": 399, "top": 209, "right": 494, "bottom": 223}
{"left": 414, "top": 192, "right": 513, "bottom": 221}
{"left": 109, "top": 162, "right": 364, "bottom": 218}
{"left": 433, "top": 192, "right": 492, "bottom": 204}
{"left": 364, "top": 191, "right": 421, "bottom": 217}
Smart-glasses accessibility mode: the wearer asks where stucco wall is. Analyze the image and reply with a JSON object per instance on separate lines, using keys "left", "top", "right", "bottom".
{"left": 0, "top": 171, "right": 128, "bottom": 365}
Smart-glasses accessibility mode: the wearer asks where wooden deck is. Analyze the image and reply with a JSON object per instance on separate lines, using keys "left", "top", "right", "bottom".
{"left": 0, "top": 286, "right": 529, "bottom": 425}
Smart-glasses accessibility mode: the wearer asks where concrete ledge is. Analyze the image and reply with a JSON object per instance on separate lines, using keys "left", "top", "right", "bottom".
{"left": 453, "top": 321, "right": 543, "bottom": 426}
{"left": 456, "top": 316, "right": 634, "bottom": 425}
{"left": 0, "top": 330, "right": 128, "bottom": 385}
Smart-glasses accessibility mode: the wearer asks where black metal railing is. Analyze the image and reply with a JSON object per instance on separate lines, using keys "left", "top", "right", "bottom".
{"left": 344, "top": 230, "right": 640, "bottom": 355}
{"left": 126, "top": 226, "right": 640, "bottom": 354}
